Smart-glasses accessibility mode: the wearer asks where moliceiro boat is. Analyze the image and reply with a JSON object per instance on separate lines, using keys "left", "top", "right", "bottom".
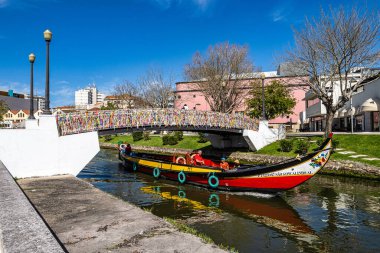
{"left": 119, "top": 134, "right": 333, "bottom": 193}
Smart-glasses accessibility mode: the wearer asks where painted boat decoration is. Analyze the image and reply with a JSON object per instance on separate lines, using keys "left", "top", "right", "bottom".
{"left": 119, "top": 134, "right": 333, "bottom": 193}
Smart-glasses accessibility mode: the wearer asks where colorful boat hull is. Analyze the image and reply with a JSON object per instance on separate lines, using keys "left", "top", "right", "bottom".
{"left": 119, "top": 137, "right": 332, "bottom": 193}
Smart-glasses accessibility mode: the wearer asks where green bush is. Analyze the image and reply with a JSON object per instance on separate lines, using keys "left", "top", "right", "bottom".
{"left": 104, "top": 135, "right": 113, "bottom": 142}
{"left": 162, "top": 135, "right": 169, "bottom": 145}
{"left": 294, "top": 139, "right": 310, "bottom": 154}
{"left": 316, "top": 138, "right": 339, "bottom": 151}
{"left": 143, "top": 131, "right": 151, "bottom": 141}
{"left": 174, "top": 131, "right": 184, "bottom": 141}
{"left": 279, "top": 139, "right": 293, "bottom": 152}
{"left": 198, "top": 132, "right": 208, "bottom": 143}
{"left": 132, "top": 131, "right": 143, "bottom": 142}
{"left": 167, "top": 135, "right": 178, "bottom": 145}
{"left": 162, "top": 135, "right": 178, "bottom": 145}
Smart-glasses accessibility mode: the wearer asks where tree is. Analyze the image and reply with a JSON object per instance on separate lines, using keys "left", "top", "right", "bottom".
{"left": 100, "top": 101, "right": 117, "bottom": 110}
{"left": 113, "top": 80, "right": 146, "bottom": 109}
{"left": 0, "top": 100, "right": 8, "bottom": 121}
{"left": 247, "top": 80, "right": 296, "bottom": 120}
{"left": 138, "top": 68, "right": 175, "bottom": 109}
{"left": 185, "top": 42, "right": 253, "bottom": 113}
{"left": 286, "top": 7, "right": 379, "bottom": 136}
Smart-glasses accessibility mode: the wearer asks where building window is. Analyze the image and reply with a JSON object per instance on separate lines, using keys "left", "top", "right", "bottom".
{"left": 177, "top": 95, "right": 181, "bottom": 99}
{"left": 193, "top": 95, "right": 196, "bottom": 98}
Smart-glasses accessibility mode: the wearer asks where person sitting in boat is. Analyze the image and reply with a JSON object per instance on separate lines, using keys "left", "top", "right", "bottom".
{"left": 193, "top": 150, "right": 205, "bottom": 166}
{"left": 125, "top": 144, "right": 132, "bottom": 155}
{"left": 220, "top": 158, "right": 229, "bottom": 170}
{"left": 234, "top": 159, "right": 240, "bottom": 168}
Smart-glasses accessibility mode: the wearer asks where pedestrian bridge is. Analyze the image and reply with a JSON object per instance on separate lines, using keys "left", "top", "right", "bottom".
{"left": 56, "top": 109, "right": 259, "bottom": 136}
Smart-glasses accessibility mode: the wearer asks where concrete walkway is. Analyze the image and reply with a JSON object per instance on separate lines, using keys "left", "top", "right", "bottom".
{"left": 0, "top": 161, "right": 65, "bottom": 253}
{"left": 18, "top": 175, "right": 226, "bottom": 253}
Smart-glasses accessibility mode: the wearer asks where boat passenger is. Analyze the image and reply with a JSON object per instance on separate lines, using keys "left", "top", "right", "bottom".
{"left": 193, "top": 150, "right": 205, "bottom": 165}
{"left": 234, "top": 159, "right": 240, "bottom": 168}
{"left": 220, "top": 158, "right": 229, "bottom": 170}
{"left": 125, "top": 144, "right": 132, "bottom": 155}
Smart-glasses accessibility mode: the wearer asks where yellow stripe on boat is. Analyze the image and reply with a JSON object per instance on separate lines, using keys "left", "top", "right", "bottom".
{"left": 126, "top": 156, "right": 221, "bottom": 173}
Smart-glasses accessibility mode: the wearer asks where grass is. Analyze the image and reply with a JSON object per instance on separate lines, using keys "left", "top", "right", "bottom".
{"left": 99, "top": 134, "right": 211, "bottom": 150}
{"left": 164, "top": 217, "right": 239, "bottom": 253}
{"left": 256, "top": 134, "right": 380, "bottom": 168}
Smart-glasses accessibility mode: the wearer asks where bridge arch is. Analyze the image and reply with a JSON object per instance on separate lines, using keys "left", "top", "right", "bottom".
{"left": 56, "top": 109, "right": 259, "bottom": 136}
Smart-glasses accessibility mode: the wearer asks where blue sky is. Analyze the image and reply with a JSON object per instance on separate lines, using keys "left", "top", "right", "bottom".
{"left": 0, "top": 0, "right": 378, "bottom": 106}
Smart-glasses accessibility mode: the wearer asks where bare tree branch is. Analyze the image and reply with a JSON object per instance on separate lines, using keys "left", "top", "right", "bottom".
{"left": 185, "top": 42, "right": 254, "bottom": 113}
{"left": 138, "top": 68, "right": 175, "bottom": 109}
{"left": 285, "top": 6, "right": 379, "bottom": 135}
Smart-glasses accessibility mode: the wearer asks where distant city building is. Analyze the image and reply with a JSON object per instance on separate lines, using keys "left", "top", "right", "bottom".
{"left": 24, "top": 94, "right": 46, "bottom": 110}
{"left": 74, "top": 84, "right": 105, "bottom": 109}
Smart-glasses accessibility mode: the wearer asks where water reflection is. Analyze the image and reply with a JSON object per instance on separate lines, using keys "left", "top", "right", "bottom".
{"left": 78, "top": 149, "right": 380, "bottom": 253}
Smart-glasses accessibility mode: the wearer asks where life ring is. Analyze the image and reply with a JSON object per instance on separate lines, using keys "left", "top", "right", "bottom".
{"left": 119, "top": 144, "right": 126, "bottom": 151}
{"left": 176, "top": 156, "right": 186, "bottom": 164}
{"left": 133, "top": 162, "right": 138, "bottom": 171}
{"left": 178, "top": 171, "right": 186, "bottom": 184}
{"left": 153, "top": 167, "right": 160, "bottom": 178}
{"left": 208, "top": 194, "right": 220, "bottom": 207}
{"left": 178, "top": 190, "right": 186, "bottom": 198}
{"left": 208, "top": 173, "right": 219, "bottom": 188}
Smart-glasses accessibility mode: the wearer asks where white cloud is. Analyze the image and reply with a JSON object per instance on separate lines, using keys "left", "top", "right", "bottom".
{"left": 0, "top": 0, "right": 8, "bottom": 8}
{"left": 151, "top": 0, "right": 212, "bottom": 11}
{"left": 0, "top": 81, "right": 28, "bottom": 94}
{"left": 271, "top": 8, "right": 286, "bottom": 22}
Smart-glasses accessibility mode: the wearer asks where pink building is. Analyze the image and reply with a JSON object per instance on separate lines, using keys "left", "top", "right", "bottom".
{"left": 174, "top": 69, "right": 309, "bottom": 130}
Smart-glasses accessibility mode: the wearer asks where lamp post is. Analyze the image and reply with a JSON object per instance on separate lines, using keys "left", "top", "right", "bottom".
{"left": 261, "top": 73, "right": 266, "bottom": 120}
{"left": 28, "top": 53, "right": 36, "bottom": 119}
{"left": 43, "top": 29, "right": 52, "bottom": 115}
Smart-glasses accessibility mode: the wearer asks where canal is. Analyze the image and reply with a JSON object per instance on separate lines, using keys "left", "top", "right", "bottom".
{"left": 78, "top": 149, "right": 380, "bottom": 253}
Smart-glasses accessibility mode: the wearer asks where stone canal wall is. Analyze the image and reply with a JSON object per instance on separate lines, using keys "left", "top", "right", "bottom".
{"left": 100, "top": 143, "right": 380, "bottom": 179}
{"left": 0, "top": 161, "right": 66, "bottom": 253}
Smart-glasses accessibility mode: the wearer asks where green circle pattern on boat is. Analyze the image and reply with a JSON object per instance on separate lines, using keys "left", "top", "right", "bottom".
{"left": 178, "top": 171, "right": 186, "bottom": 184}
{"left": 178, "top": 190, "right": 186, "bottom": 198}
{"left": 208, "top": 174, "right": 219, "bottom": 188}
{"left": 208, "top": 193, "right": 220, "bottom": 207}
{"left": 153, "top": 167, "right": 160, "bottom": 178}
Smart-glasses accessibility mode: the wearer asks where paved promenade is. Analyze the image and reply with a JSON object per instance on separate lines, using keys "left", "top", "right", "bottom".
{"left": 18, "top": 175, "right": 226, "bottom": 253}
{"left": 0, "top": 161, "right": 65, "bottom": 253}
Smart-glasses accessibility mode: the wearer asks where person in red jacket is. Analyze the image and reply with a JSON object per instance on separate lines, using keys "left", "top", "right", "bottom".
{"left": 193, "top": 150, "right": 205, "bottom": 165}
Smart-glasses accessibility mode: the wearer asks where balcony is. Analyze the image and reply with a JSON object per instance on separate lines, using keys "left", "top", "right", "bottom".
{"left": 306, "top": 101, "right": 326, "bottom": 118}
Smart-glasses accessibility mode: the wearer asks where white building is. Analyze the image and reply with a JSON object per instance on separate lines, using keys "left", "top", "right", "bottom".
{"left": 301, "top": 68, "right": 380, "bottom": 132}
{"left": 74, "top": 85, "right": 105, "bottom": 109}
{"left": 24, "top": 94, "right": 45, "bottom": 110}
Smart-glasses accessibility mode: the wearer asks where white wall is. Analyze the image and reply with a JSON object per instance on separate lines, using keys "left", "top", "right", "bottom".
{"left": 0, "top": 116, "right": 99, "bottom": 178}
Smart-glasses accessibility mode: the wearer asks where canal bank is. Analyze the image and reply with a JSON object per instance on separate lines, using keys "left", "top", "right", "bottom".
{"left": 17, "top": 175, "right": 227, "bottom": 253}
{"left": 100, "top": 143, "right": 380, "bottom": 180}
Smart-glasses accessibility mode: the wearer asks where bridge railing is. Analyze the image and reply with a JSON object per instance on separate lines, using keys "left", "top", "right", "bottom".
{"left": 56, "top": 109, "right": 259, "bottom": 136}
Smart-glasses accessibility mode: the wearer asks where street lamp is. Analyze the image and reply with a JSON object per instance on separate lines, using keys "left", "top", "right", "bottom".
{"left": 28, "top": 53, "right": 36, "bottom": 119}
{"left": 261, "top": 73, "right": 266, "bottom": 120}
{"left": 43, "top": 29, "right": 52, "bottom": 115}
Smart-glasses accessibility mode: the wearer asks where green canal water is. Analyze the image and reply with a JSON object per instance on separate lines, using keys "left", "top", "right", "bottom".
{"left": 78, "top": 149, "right": 380, "bottom": 253}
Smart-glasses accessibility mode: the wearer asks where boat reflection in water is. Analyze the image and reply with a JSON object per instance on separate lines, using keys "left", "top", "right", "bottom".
{"left": 140, "top": 185, "right": 319, "bottom": 245}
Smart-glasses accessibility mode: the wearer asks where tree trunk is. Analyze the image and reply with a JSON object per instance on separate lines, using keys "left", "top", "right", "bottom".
{"left": 325, "top": 112, "right": 335, "bottom": 137}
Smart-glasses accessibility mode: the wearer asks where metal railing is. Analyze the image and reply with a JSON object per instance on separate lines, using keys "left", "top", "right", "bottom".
{"left": 56, "top": 109, "right": 259, "bottom": 136}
